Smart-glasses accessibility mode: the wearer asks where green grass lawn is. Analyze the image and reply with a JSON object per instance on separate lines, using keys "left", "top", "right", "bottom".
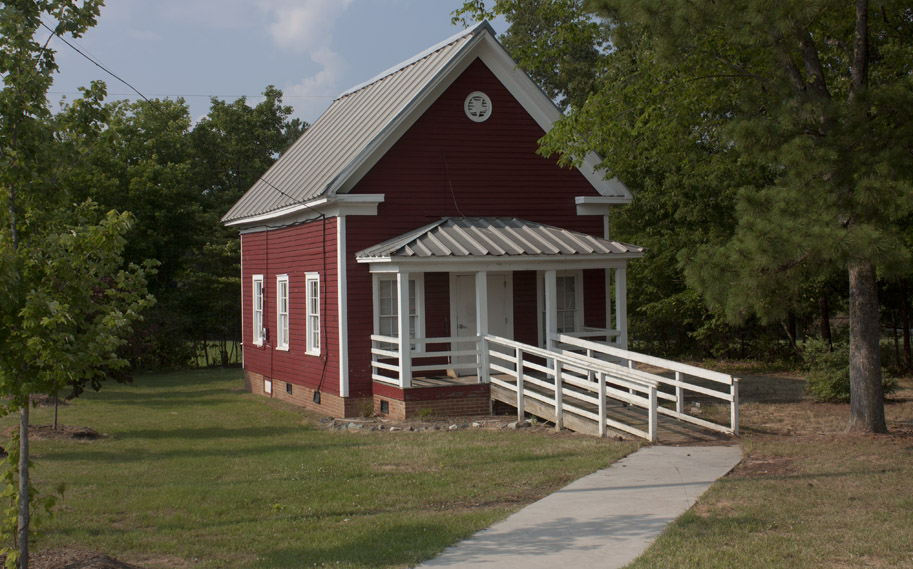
{"left": 7, "top": 369, "right": 638, "bottom": 569}
{"left": 626, "top": 373, "right": 913, "bottom": 569}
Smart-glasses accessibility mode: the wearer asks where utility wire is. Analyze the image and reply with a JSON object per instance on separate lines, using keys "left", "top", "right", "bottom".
{"left": 40, "top": 21, "right": 149, "bottom": 102}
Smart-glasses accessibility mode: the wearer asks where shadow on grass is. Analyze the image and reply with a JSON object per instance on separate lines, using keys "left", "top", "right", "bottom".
{"left": 92, "top": 389, "right": 235, "bottom": 408}
{"left": 40, "top": 426, "right": 371, "bottom": 464}
{"left": 247, "top": 519, "right": 468, "bottom": 569}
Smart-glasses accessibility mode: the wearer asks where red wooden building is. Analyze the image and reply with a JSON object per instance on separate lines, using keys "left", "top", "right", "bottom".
{"left": 222, "top": 22, "right": 645, "bottom": 420}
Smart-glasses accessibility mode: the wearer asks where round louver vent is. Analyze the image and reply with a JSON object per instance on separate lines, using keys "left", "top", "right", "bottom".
{"left": 464, "top": 91, "right": 492, "bottom": 122}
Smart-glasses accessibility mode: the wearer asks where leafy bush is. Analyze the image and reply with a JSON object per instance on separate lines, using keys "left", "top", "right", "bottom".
{"left": 803, "top": 338, "right": 897, "bottom": 403}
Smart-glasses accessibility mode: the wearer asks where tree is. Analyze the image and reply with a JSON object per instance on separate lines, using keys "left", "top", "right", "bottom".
{"left": 458, "top": 1, "right": 913, "bottom": 432}
{"left": 0, "top": 2, "right": 153, "bottom": 566}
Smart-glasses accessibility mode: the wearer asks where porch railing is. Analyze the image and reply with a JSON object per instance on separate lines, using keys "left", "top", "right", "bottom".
{"left": 370, "top": 335, "right": 481, "bottom": 388}
{"left": 553, "top": 334, "right": 739, "bottom": 435}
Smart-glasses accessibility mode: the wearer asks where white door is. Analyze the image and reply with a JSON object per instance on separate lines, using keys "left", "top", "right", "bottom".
{"left": 450, "top": 273, "right": 512, "bottom": 374}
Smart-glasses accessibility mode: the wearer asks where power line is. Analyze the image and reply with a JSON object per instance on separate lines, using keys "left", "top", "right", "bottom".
{"left": 48, "top": 91, "right": 335, "bottom": 100}
{"left": 40, "top": 21, "right": 150, "bottom": 102}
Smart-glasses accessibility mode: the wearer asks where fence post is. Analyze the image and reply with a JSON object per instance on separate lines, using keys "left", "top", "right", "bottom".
{"left": 554, "top": 360, "right": 563, "bottom": 432}
{"left": 731, "top": 377, "right": 740, "bottom": 435}
{"left": 515, "top": 347, "right": 525, "bottom": 422}
{"left": 586, "top": 348, "right": 595, "bottom": 382}
{"left": 598, "top": 371, "right": 607, "bottom": 438}
{"left": 675, "top": 371, "right": 684, "bottom": 415}
{"left": 480, "top": 336, "right": 490, "bottom": 384}
{"left": 648, "top": 386, "right": 658, "bottom": 442}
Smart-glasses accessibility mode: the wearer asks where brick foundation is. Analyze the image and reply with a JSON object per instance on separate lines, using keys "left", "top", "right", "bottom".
{"left": 243, "top": 370, "right": 373, "bottom": 418}
{"left": 372, "top": 381, "right": 492, "bottom": 420}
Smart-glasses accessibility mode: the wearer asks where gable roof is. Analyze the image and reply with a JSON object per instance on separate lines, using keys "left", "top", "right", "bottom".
{"left": 356, "top": 217, "right": 645, "bottom": 262}
{"left": 222, "top": 22, "right": 632, "bottom": 226}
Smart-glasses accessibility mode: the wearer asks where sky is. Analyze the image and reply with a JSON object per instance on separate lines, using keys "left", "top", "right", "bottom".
{"left": 47, "top": 0, "right": 505, "bottom": 124}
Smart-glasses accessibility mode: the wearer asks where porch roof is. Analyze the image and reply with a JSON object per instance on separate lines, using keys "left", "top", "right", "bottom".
{"left": 355, "top": 217, "right": 645, "bottom": 263}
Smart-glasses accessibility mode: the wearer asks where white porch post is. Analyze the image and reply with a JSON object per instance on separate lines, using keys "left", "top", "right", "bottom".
{"left": 605, "top": 268, "right": 613, "bottom": 340}
{"left": 475, "top": 271, "right": 489, "bottom": 383}
{"left": 614, "top": 266, "right": 628, "bottom": 350}
{"left": 397, "top": 271, "right": 411, "bottom": 388}
{"left": 544, "top": 269, "right": 558, "bottom": 350}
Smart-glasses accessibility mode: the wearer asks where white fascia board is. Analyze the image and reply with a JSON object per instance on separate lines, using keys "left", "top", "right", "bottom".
{"left": 359, "top": 255, "right": 640, "bottom": 274}
{"left": 575, "top": 195, "right": 633, "bottom": 216}
{"left": 233, "top": 195, "right": 385, "bottom": 233}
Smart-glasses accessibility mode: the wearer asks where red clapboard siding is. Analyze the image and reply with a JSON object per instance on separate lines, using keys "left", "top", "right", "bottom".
{"left": 344, "top": 58, "right": 609, "bottom": 396}
{"left": 241, "top": 217, "right": 340, "bottom": 395}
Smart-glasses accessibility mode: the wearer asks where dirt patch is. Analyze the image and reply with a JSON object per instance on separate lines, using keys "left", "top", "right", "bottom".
{"left": 30, "top": 394, "right": 69, "bottom": 408}
{"left": 29, "top": 548, "right": 144, "bottom": 569}
{"left": 732, "top": 453, "right": 798, "bottom": 479}
{"left": 28, "top": 425, "right": 104, "bottom": 441}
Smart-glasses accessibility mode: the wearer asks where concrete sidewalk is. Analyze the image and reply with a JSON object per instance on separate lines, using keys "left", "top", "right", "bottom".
{"left": 416, "top": 445, "right": 742, "bottom": 569}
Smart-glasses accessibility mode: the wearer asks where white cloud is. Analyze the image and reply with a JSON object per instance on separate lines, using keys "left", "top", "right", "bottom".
{"left": 256, "top": 0, "right": 355, "bottom": 119}
{"left": 286, "top": 47, "right": 347, "bottom": 97}
{"left": 258, "top": 0, "right": 354, "bottom": 53}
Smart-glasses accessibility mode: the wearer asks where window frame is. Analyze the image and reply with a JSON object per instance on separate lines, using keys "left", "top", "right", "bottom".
{"left": 536, "top": 270, "right": 584, "bottom": 347}
{"left": 373, "top": 274, "right": 424, "bottom": 342}
{"left": 305, "top": 272, "right": 320, "bottom": 356}
{"left": 276, "top": 274, "right": 289, "bottom": 351}
{"left": 252, "top": 274, "right": 264, "bottom": 346}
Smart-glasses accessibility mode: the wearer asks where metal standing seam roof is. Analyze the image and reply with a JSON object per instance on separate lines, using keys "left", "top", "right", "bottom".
{"left": 221, "top": 23, "right": 488, "bottom": 224}
{"left": 355, "top": 217, "right": 646, "bottom": 261}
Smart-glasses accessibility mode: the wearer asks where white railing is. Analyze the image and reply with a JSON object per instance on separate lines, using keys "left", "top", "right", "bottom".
{"left": 559, "top": 327, "right": 623, "bottom": 343}
{"left": 553, "top": 334, "right": 739, "bottom": 435}
{"left": 370, "top": 335, "right": 481, "bottom": 388}
{"left": 485, "top": 335, "right": 659, "bottom": 441}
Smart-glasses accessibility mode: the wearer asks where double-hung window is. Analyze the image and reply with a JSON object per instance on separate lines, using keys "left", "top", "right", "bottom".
{"left": 538, "top": 270, "right": 583, "bottom": 345}
{"left": 375, "top": 275, "right": 423, "bottom": 342}
{"left": 556, "top": 275, "right": 578, "bottom": 334}
{"left": 306, "top": 272, "right": 320, "bottom": 355}
{"left": 252, "top": 275, "right": 264, "bottom": 346}
{"left": 276, "top": 274, "right": 289, "bottom": 350}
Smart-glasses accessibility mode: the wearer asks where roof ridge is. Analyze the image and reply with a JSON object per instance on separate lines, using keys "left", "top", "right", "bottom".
{"left": 335, "top": 21, "right": 493, "bottom": 101}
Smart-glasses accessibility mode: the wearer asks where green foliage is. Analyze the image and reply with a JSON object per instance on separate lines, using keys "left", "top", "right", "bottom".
{"left": 454, "top": 0, "right": 610, "bottom": 109}
{"left": 803, "top": 338, "right": 897, "bottom": 403}
{"left": 63, "top": 87, "right": 305, "bottom": 368}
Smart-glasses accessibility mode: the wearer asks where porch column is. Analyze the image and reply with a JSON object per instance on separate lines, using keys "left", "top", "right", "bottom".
{"left": 544, "top": 269, "right": 558, "bottom": 350}
{"left": 605, "top": 268, "right": 613, "bottom": 338}
{"left": 475, "top": 271, "right": 489, "bottom": 383}
{"left": 397, "top": 271, "right": 411, "bottom": 388}
{"left": 614, "top": 266, "right": 628, "bottom": 350}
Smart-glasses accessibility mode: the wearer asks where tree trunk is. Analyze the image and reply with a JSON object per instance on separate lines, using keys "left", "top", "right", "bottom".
{"left": 902, "top": 279, "right": 911, "bottom": 371}
{"left": 847, "top": 260, "right": 886, "bottom": 433}
{"left": 819, "top": 294, "right": 832, "bottom": 348}
{"left": 784, "top": 311, "right": 799, "bottom": 353}
{"left": 18, "top": 405, "right": 30, "bottom": 569}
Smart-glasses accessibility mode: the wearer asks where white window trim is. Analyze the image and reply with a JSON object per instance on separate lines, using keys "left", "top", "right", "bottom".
{"left": 252, "top": 274, "right": 264, "bottom": 346}
{"left": 372, "top": 273, "right": 425, "bottom": 342}
{"left": 536, "top": 269, "right": 584, "bottom": 347}
{"left": 306, "top": 272, "right": 320, "bottom": 356}
{"left": 276, "top": 274, "right": 289, "bottom": 351}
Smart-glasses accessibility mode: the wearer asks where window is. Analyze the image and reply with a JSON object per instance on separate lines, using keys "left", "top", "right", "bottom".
{"left": 537, "top": 270, "right": 583, "bottom": 345}
{"left": 252, "top": 275, "right": 264, "bottom": 346}
{"left": 306, "top": 272, "right": 320, "bottom": 355}
{"left": 556, "top": 275, "right": 578, "bottom": 334}
{"left": 374, "top": 275, "right": 423, "bottom": 341}
{"left": 276, "top": 274, "right": 289, "bottom": 350}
